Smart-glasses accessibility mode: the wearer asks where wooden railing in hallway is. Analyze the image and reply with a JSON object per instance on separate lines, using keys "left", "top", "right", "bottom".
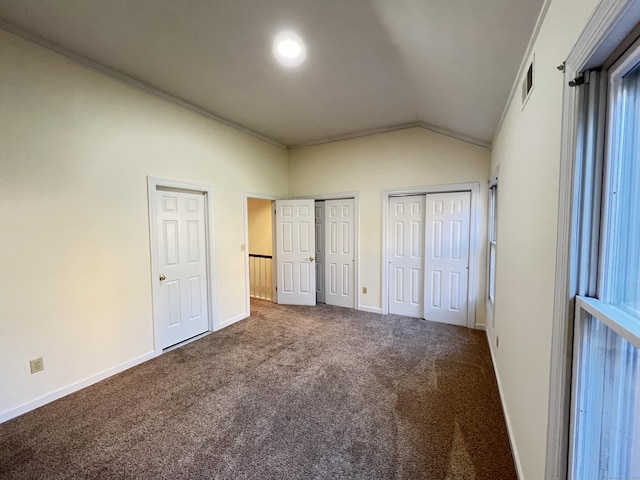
{"left": 249, "top": 254, "right": 273, "bottom": 301}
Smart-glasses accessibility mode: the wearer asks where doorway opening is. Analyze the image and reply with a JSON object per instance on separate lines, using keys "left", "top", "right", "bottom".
{"left": 245, "top": 194, "right": 359, "bottom": 311}
{"left": 244, "top": 194, "right": 278, "bottom": 317}
{"left": 247, "top": 197, "right": 275, "bottom": 302}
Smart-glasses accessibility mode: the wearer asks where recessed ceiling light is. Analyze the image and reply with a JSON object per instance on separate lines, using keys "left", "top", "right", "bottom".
{"left": 273, "top": 31, "right": 306, "bottom": 68}
{"left": 277, "top": 39, "right": 301, "bottom": 59}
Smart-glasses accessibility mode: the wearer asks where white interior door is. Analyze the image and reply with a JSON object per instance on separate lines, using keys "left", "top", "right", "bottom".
{"left": 389, "top": 195, "right": 425, "bottom": 318}
{"left": 156, "top": 190, "right": 209, "bottom": 349}
{"left": 424, "top": 191, "right": 471, "bottom": 326}
{"left": 325, "top": 199, "right": 355, "bottom": 308}
{"left": 275, "top": 199, "right": 316, "bottom": 305}
{"left": 315, "top": 201, "right": 325, "bottom": 304}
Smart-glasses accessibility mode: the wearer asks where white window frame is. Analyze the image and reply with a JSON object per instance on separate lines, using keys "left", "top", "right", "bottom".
{"left": 568, "top": 40, "right": 640, "bottom": 479}
{"left": 488, "top": 169, "right": 498, "bottom": 307}
{"left": 547, "top": 1, "right": 640, "bottom": 478}
{"left": 600, "top": 40, "right": 640, "bottom": 314}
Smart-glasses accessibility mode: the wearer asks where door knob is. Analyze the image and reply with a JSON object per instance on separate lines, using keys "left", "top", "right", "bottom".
{"left": 309, "top": 257, "right": 315, "bottom": 262}
{"left": 159, "top": 274, "right": 166, "bottom": 281}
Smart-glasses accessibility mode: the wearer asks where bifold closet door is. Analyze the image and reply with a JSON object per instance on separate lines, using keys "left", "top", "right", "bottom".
{"left": 324, "top": 199, "right": 355, "bottom": 308}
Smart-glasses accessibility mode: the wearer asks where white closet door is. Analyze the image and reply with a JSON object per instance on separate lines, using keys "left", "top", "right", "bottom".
{"left": 325, "top": 199, "right": 355, "bottom": 308}
{"left": 315, "top": 201, "right": 326, "bottom": 304}
{"left": 424, "top": 192, "right": 471, "bottom": 326}
{"left": 389, "top": 195, "right": 425, "bottom": 318}
{"left": 275, "top": 199, "right": 316, "bottom": 305}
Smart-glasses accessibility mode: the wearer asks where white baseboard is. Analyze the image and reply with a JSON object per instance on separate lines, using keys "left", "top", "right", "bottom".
{"left": 358, "top": 305, "right": 383, "bottom": 314}
{"left": 0, "top": 350, "right": 155, "bottom": 424}
{"left": 215, "top": 312, "right": 249, "bottom": 331}
{"left": 486, "top": 332, "right": 524, "bottom": 479}
{"left": 475, "top": 323, "right": 486, "bottom": 331}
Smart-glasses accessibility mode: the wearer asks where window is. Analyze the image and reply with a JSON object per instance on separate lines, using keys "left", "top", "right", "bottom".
{"left": 570, "top": 40, "right": 640, "bottom": 479}
{"left": 488, "top": 172, "right": 498, "bottom": 305}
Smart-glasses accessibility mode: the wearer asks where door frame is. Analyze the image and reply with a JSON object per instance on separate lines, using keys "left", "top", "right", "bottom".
{"left": 243, "top": 192, "right": 279, "bottom": 316}
{"left": 296, "top": 192, "right": 360, "bottom": 310}
{"left": 147, "top": 176, "right": 217, "bottom": 355}
{"left": 382, "top": 182, "right": 480, "bottom": 328}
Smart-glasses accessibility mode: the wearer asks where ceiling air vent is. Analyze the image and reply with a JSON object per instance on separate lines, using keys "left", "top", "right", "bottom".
{"left": 522, "top": 56, "right": 535, "bottom": 107}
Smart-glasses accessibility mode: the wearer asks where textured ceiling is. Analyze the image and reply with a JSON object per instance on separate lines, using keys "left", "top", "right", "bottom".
{"left": 0, "top": 0, "right": 545, "bottom": 148}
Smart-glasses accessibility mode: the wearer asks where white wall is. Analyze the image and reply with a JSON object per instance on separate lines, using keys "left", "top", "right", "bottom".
{"left": 0, "top": 30, "right": 288, "bottom": 418}
{"left": 288, "top": 127, "right": 490, "bottom": 323}
{"left": 488, "top": 0, "right": 599, "bottom": 478}
{"left": 247, "top": 198, "right": 273, "bottom": 257}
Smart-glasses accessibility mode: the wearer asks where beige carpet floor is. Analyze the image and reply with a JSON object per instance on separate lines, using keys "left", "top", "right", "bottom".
{"left": 0, "top": 299, "right": 517, "bottom": 479}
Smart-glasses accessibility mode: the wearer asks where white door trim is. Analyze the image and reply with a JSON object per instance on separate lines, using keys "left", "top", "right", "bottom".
{"left": 382, "top": 183, "right": 480, "bottom": 329}
{"left": 147, "top": 176, "right": 217, "bottom": 355}
{"left": 243, "top": 192, "right": 280, "bottom": 316}
{"left": 295, "top": 192, "right": 360, "bottom": 310}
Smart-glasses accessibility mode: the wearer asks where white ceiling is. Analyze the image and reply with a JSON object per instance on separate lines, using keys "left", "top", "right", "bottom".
{"left": 0, "top": 0, "right": 544, "bottom": 148}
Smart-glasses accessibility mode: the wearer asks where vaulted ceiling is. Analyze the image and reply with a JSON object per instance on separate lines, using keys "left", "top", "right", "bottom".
{"left": 0, "top": 0, "right": 544, "bottom": 148}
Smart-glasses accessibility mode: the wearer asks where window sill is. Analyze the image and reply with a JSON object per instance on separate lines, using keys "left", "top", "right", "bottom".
{"left": 577, "top": 296, "right": 640, "bottom": 348}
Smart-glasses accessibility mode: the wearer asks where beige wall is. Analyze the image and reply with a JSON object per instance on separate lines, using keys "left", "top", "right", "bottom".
{"left": 0, "top": 31, "right": 288, "bottom": 417}
{"left": 488, "top": 0, "right": 599, "bottom": 478}
{"left": 288, "top": 127, "right": 490, "bottom": 322}
{"left": 1, "top": 7, "right": 603, "bottom": 471}
{"left": 247, "top": 198, "right": 273, "bottom": 257}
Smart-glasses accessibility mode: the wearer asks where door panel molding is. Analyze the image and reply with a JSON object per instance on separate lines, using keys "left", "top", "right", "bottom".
{"left": 148, "top": 176, "right": 217, "bottom": 355}
{"left": 382, "top": 183, "right": 480, "bottom": 329}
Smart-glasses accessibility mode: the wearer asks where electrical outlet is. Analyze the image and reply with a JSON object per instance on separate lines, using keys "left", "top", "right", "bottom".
{"left": 362, "top": 287, "right": 367, "bottom": 294}
{"left": 30, "top": 357, "right": 44, "bottom": 374}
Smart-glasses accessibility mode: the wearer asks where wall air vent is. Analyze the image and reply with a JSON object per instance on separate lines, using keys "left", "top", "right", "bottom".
{"left": 522, "top": 55, "right": 535, "bottom": 108}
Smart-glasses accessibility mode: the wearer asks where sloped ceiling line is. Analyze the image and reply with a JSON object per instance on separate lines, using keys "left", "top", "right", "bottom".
{"left": 0, "top": 21, "right": 287, "bottom": 149}
{"left": 3, "top": 18, "right": 491, "bottom": 151}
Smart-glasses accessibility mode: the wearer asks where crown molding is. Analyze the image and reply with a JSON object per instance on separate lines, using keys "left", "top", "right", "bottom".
{"left": 288, "top": 122, "right": 490, "bottom": 150}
